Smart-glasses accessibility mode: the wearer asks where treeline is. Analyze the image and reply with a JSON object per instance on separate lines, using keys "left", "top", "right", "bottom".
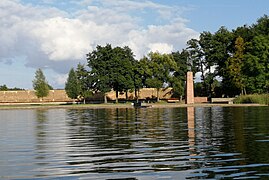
{"left": 0, "top": 84, "right": 25, "bottom": 91}
{"left": 188, "top": 15, "right": 269, "bottom": 97}
{"left": 65, "top": 15, "right": 269, "bottom": 102}
{"left": 65, "top": 47, "right": 187, "bottom": 103}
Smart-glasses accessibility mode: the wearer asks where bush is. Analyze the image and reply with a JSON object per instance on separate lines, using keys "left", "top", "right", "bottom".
{"left": 234, "top": 94, "right": 269, "bottom": 105}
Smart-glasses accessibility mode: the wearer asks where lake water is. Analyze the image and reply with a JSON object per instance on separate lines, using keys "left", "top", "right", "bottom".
{"left": 0, "top": 106, "right": 268, "bottom": 179}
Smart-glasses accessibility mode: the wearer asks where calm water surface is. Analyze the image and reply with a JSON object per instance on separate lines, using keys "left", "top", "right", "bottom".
{"left": 0, "top": 106, "right": 268, "bottom": 179}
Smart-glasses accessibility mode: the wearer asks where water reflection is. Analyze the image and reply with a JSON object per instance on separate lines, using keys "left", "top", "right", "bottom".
{"left": 35, "top": 110, "right": 48, "bottom": 155}
{"left": 0, "top": 107, "right": 268, "bottom": 179}
{"left": 187, "top": 107, "right": 195, "bottom": 147}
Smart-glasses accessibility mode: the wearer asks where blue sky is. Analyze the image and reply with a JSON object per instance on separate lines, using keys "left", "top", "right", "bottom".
{"left": 0, "top": 0, "right": 268, "bottom": 89}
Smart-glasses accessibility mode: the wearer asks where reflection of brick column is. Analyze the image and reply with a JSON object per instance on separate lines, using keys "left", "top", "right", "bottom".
{"left": 187, "top": 107, "right": 195, "bottom": 146}
{"left": 186, "top": 71, "right": 194, "bottom": 104}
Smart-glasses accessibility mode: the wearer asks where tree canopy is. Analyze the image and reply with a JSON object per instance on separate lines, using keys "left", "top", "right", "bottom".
{"left": 186, "top": 15, "right": 269, "bottom": 96}
{"left": 65, "top": 68, "right": 81, "bottom": 100}
{"left": 32, "top": 68, "right": 50, "bottom": 100}
{"left": 66, "top": 15, "right": 268, "bottom": 102}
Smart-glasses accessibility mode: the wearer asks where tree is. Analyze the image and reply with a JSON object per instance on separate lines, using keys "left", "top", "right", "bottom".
{"left": 170, "top": 50, "right": 188, "bottom": 100}
{"left": 32, "top": 69, "right": 50, "bottom": 101}
{"left": 226, "top": 36, "right": 246, "bottom": 95}
{"left": 110, "top": 46, "right": 135, "bottom": 103}
{"left": 243, "top": 35, "right": 269, "bottom": 93}
{"left": 65, "top": 68, "right": 81, "bottom": 101}
{"left": 76, "top": 63, "right": 93, "bottom": 104}
{"left": 0, "top": 84, "right": 8, "bottom": 91}
{"left": 87, "top": 44, "right": 113, "bottom": 103}
{"left": 87, "top": 44, "right": 135, "bottom": 103}
{"left": 145, "top": 52, "right": 177, "bottom": 101}
{"left": 131, "top": 59, "right": 145, "bottom": 102}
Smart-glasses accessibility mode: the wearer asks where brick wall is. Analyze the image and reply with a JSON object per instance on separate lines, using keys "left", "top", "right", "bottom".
{"left": 194, "top": 97, "right": 208, "bottom": 103}
{"left": 106, "top": 88, "right": 173, "bottom": 100}
{"left": 0, "top": 90, "right": 72, "bottom": 103}
{"left": 0, "top": 88, "right": 207, "bottom": 103}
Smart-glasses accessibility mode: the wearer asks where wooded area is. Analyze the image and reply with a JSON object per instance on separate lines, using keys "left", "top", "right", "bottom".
{"left": 65, "top": 15, "right": 268, "bottom": 102}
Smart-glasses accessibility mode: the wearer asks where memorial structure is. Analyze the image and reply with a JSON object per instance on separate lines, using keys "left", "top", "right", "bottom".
{"left": 185, "top": 57, "right": 194, "bottom": 104}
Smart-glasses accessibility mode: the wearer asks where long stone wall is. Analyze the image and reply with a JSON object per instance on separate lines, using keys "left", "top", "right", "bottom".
{"left": 0, "top": 88, "right": 174, "bottom": 103}
{"left": 0, "top": 88, "right": 208, "bottom": 103}
{"left": 106, "top": 88, "right": 173, "bottom": 100}
{"left": 0, "top": 90, "right": 72, "bottom": 103}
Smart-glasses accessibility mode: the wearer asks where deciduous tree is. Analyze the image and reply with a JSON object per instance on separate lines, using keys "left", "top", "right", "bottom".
{"left": 32, "top": 69, "right": 50, "bottom": 101}
{"left": 145, "top": 52, "right": 177, "bottom": 101}
{"left": 226, "top": 36, "right": 245, "bottom": 95}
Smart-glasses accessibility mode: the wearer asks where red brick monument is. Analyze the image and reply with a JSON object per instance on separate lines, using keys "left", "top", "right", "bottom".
{"left": 186, "top": 71, "right": 194, "bottom": 104}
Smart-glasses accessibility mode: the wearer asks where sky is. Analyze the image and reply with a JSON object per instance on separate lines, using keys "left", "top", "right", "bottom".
{"left": 0, "top": 0, "right": 268, "bottom": 89}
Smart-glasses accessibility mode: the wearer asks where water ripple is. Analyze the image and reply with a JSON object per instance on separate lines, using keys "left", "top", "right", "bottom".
{"left": 0, "top": 107, "right": 269, "bottom": 179}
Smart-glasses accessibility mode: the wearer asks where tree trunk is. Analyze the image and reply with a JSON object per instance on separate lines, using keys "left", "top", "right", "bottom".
{"left": 200, "top": 63, "right": 207, "bottom": 95}
{"left": 135, "top": 89, "right": 137, "bottom": 99}
{"left": 135, "top": 88, "right": 139, "bottom": 103}
{"left": 157, "top": 88, "right": 160, "bottom": 102}
{"left": 125, "top": 90, "right": 128, "bottom": 100}
{"left": 40, "top": 98, "right": 43, "bottom": 105}
{"left": 242, "top": 88, "right": 247, "bottom": 95}
{"left": 104, "top": 94, "right": 107, "bottom": 104}
{"left": 116, "top": 90, "right": 119, "bottom": 103}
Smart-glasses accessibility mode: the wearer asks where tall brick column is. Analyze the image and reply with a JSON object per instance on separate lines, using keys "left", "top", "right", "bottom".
{"left": 186, "top": 71, "right": 194, "bottom": 104}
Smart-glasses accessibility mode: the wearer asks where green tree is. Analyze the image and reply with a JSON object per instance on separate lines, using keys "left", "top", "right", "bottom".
{"left": 252, "top": 15, "right": 269, "bottom": 36}
{"left": 0, "top": 84, "right": 8, "bottom": 91}
{"left": 131, "top": 59, "right": 145, "bottom": 102}
{"left": 145, "top": 52, "right": 177, "bottom": 101}
{"left": 212, "top": 27, "right": 233, "bottom": 77}
{"left": 187, "top": 32, "right": 214, "bottom": 96}
{"left": 110, "top": 46, "right": 135, "bottom": 103}
{"left": 170, "top": 50, "right": 188, "bottom": 100}
{"left": 65, "top": 68, "right": 81, "bottom": 101}
{"left": 87, "top": 44, "right": 135, "bottom": 103}
{"left": 32, "top": 68, "right": 50, "bottom": 101}
{"left": 87, "top": 44, "right": 113, "bottom": 103}
{"left": 185, "top": 15, "right": 269, "bottom": 96}
{"left": 226, "top": 36, "right": 246, "bottom": 95}
{"left": 244, "top": 35, "right": 269, "bottom": 93}
{"left": 76, "top": 63, "right": 93, "bottom": 104}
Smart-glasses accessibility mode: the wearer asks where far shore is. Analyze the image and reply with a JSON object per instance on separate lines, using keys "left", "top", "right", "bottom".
{"left": 0, "top": 102, "right": 267, "bottom": 110}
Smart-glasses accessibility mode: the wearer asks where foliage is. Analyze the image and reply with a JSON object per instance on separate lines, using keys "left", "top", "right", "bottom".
{"left": 131, "top": 59, "right": 144, "bottom": 100}
{"left": 110, "top": 46, "right": 135, "bottom": 102}
{"left": 32, "top": 69, "right": 50, "bottom": 99}
{"left": 0, "top": 85, "right": 25, "bottom": 91}
{"left": 76, "top": 63, "right": 93, "bottom": 103}
{"left": 65, "top": 68, "right": 81, "bottom": 100}
{"left": 187, "top": 15, "right": 269, "bottom": 96}
{"left": 73, "top": 15, "right": 269, "bottom": 100}
{"left": 234, "top": 94, "right": 269, "bottom": 105}
{"left": 170, "top": 50, "right": 188, "bottom": 99}
{"left": 226, "top": 36, "right": 245, "bottom": 94}
{"left": 48, "top": 84, "right": 53, "bottom": 90}
{"left": 86, "top": 44, "right": 135, "bottom": 103}
{"left": 86, "top": 44, "right": 113, "bottom": 103}
{"left": 0, "top": 85, "right": 8, "bottom": 91}
{"left": 144, "top": 52, "right": 177, "bottom": 101}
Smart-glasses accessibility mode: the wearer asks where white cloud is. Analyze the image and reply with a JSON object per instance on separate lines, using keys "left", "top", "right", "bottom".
{"left": 148, "top": 43, "right": 173, "bottom": 54}
{"left": 31, "top": 17, "right": 92, "bottom": 61}
{"left": 0, "top": 0, "right": 199, "bottom": 87}
{"left": 54, "top": 73, "right": 68, "bottom": 87}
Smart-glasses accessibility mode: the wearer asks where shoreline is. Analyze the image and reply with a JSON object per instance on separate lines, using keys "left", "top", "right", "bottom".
{"left": 0, "top": 102, "right": 267, "bottom": 110}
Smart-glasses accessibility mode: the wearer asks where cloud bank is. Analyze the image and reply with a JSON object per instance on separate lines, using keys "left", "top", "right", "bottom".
{"left": 0, "top": 0, "right": 198, "bottom": 87}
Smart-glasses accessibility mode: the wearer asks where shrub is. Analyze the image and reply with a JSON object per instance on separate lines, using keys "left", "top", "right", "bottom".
{"left": 234, "top": 94, "right": 269, "bottom": 105}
